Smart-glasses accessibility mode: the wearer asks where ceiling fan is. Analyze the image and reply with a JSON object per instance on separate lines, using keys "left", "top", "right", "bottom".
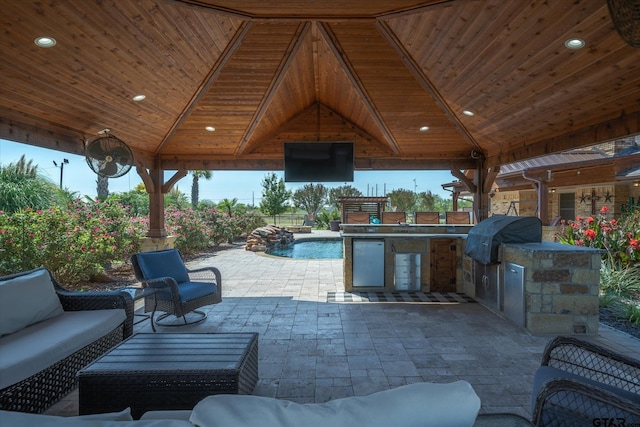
{"left": 84, "top": 130, "right": 134, "bottom": 178}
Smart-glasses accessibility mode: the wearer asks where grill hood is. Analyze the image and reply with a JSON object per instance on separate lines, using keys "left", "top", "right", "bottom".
{"left": 464, "top": 216, "right": 542, "bottom": 265}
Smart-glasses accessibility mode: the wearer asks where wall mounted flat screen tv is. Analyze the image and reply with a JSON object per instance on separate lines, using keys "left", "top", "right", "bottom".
{"left": 284, "top": 142, "right": 354, "bottom": 182}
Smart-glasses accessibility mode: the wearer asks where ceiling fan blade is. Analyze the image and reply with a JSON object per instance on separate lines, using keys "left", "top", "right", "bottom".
{"left": 86, "top": 140, "right": 108, "bottom": 160}
{"left": 100, "top": 161, "right": 118, "bottom": 176}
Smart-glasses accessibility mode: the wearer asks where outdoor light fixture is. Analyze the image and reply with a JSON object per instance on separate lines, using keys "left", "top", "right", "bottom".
{"left": 564, "top": 38, "right": 585, "bottom": 49}
{"left": 34, "top": 36, "right": 56, "bottom": 48}
{"left": 132, "top": 94, "right": 146, "bottom": 102}
{"left": 634, "top": 181, "right": 640, "bottom": 187}
{"left": 53, "top": 158, "right": 69, "bottom": 189}
{"left": 463, "top": 110, "right": 474, "bottom": 116}
{"left": 419, "top": 126, "right": 429, "bottom": 132}
{"left": 205, "top": 126, "right": 215, "bottom": 132}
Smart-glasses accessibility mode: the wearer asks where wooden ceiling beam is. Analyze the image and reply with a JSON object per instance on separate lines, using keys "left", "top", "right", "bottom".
{"left": 237, "top": 22, "right": 311, "bottom": 154}
{"left": 155, "top": 21, "right": 253, "bottom": 155}
{"left": 317, "top": 22, "right": 401, "bottom": 154}
{"left": 160, "top": 156, "right": 476, "bottom": 171}
{"left": 485, "top": 111, "right": 640, "bottom": 168}
{"left": 450, "top": 168, "right": 476, "bottom": 193}
{"left": 0, "top": 117, "right": 155, "bottom": 168}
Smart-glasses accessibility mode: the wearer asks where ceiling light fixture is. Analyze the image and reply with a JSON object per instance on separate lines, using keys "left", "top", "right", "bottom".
{"left": 205, "top": 126, "right": 215, "bottom": 132}
{"left": 34, "top": 36, "right": 56, "bottom": 48}
{"left": 419, "top": 126, "right": 429, "bottom": 132}
{"left": 463, "top": 110, "right": 474, "bottom": 116}
{"left": 564, "top": 38, "right": 585, "bottom": 49}
{"left": 132, "top": 94, "right": 146, "bottom": 102}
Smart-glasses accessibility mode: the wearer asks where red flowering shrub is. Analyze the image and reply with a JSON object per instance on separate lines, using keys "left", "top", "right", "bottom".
{"left": 556, "top": 206, "right": 640, "bottom": 267}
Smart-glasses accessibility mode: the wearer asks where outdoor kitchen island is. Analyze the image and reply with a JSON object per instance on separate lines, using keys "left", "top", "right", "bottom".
{"left": 340, "top": 223, "right": 472, "bottom": 293}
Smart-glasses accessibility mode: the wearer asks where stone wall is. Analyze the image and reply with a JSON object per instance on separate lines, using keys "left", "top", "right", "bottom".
{"left": 502, "top": 242, "right": 603, "bottom": 335}
{"left": 140, "top": 236, "right": 177, "bottom": 252}
{"left": 463, "top": 242, "right": 603, "bottom": 335}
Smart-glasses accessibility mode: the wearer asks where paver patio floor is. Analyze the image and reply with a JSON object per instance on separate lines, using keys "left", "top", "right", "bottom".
{"left": 46, "top": 231, "right": 640, "bottom": 420}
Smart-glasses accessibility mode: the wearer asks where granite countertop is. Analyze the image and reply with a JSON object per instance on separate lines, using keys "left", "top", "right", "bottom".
{"left": 502, "top": 241, "right": 606, "bottom": 253}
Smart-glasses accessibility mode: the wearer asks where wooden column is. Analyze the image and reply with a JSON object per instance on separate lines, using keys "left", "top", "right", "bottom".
{"left": 137, "top": 163, "right": 188, "bottom": 239}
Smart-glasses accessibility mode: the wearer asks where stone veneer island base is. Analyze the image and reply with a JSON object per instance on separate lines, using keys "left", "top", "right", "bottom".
{"left": 464, "top": 242, "right": 603, "bottom": 335}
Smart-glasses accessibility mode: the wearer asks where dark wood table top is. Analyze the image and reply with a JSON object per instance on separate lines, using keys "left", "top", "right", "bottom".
{"left": 79, "top": 333, "right": 258, "bottom": 374}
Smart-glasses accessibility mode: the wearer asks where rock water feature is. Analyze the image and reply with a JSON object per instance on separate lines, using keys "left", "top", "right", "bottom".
{"left": 245, "top": 225, "right": 294, "bottom": 252}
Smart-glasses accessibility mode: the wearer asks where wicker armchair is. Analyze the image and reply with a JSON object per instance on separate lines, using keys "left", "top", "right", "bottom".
{"left": 131, "top": 249, "right": 222, "bottom": 331}
{"left": 531, "top": 336, "right": 640, "bottom": 426}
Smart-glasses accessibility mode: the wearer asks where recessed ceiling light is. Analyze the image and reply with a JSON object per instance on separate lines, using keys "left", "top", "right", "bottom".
{"left": 564, "top": 38, "right": 585, "bottom": 49}
{"left": 419, "top": 126, "right": 429, "bottom": 132}
{"left": 34, "top": 36, "right": 56, "bottom": 48}
{"left": 132, "top": 94, "right": 146, "bottom": 102}
{"left": 463, "top": 110, "right": 474, "bottom": 116}
{"left": 205, "top": 126, "right": 215, "bottom": 132}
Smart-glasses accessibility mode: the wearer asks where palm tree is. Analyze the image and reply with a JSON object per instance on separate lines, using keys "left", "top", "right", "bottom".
{"left": 96, "top": 174, "right": 109, "bottom": 200}
{"left": 190, "top": 170, "right": 213, "bottom": 208}
{"left": 0, "top": 155, "right": 58, "bottom": 213}
{"left": 218, "top": 198, "right": 238, "bottom": 216}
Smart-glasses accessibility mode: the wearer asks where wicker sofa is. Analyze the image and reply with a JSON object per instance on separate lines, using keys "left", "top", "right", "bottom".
{"left": 0, "top": 268, "right": 134, "bottom": 413}
{"left": 0, "top": 380, "right": 484, "bottom": 426}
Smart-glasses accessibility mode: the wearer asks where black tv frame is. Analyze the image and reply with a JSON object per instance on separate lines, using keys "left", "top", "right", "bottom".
{"left": 283, "top": 141, "right": 354, "bottom": 182}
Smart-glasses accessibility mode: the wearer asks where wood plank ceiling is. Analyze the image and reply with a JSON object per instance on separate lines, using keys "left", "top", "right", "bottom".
{"left": 1, "top": 0, "right": 639, "bottom": 174}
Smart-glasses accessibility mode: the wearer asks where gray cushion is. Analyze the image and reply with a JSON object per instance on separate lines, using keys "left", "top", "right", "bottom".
{"left": 0, "top": 268, "right": 64, "bottom": 336}
{"left": 136, "top": 250, "right": 190, "bottom": 284}
{"left": 191, "top": 381, "right": 481, "bottom": 427}
{"left": 0, "top": 309, "right": 125, "bottom": 389}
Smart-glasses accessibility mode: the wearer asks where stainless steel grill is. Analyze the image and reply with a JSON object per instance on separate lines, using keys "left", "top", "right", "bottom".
{"left": 464, "top": 216, "right": 542, "bottom": 265}
{"left": 465, "top": 216, "right": 542, "bottom": 313}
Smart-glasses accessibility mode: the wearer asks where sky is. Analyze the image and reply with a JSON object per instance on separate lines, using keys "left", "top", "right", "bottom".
{"left": 0, "top": 138, "right": 457, "bottom": 205}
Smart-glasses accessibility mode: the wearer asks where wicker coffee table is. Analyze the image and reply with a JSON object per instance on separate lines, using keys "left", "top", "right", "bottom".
{"left": 77, "top": 333, "right": 258, "bottom": 418}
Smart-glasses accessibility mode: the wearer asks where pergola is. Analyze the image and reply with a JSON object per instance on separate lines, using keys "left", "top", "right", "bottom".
{"left": 1, "top": 1, "right": 639, "bottom": 237}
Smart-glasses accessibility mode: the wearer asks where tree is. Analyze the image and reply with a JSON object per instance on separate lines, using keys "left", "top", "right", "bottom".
{"left": 166, "top": 187, "right": 189, "bottom": 209}
{"left": 292, "top": 183, "right": 328, "bottom": 215}
{"left": 96, "top": 175, "right": 109, "bottom": 200}
{"left": 415, "top": 190, "right": 436, "bottom": 212}
{"left": 0, "top": 155, "right": 58, "bottom": 214}
{"left": 190, "top": 170, "right": 213, "bottom": 208}
{"left": 328, "top": 185, "right": 363, "bottom": 209}
{"left": 259, "top": 173, "right": 291, "bottom": 224}
{"left": 218, "top": 198, "right": 238, "bottom": 216}
{"left": 387, "top": 189, "right": 416, "bottom": 214}
{"left": 108, "top": 188, "right": 149, "bottom": 216}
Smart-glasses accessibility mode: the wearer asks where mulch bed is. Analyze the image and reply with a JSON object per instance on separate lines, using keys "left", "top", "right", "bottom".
{"left": 599, "top": 307, "right": 640, "bottom": 340}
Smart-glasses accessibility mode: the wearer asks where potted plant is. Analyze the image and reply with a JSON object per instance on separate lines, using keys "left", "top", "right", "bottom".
{"left": 316, "top": 208, "right": 341, "bottom": 231}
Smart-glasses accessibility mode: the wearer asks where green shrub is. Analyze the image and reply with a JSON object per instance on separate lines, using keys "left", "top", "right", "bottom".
{"left": 165, "top": 206, "right": 209, "bottom": 256}
{"left": 0, "top": 199, "right": 145, "bottom": 284}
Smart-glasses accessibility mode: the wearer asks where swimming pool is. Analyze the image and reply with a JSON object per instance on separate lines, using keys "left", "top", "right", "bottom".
{"left": 267, "top": 239, "right": 343, "bottom": 259}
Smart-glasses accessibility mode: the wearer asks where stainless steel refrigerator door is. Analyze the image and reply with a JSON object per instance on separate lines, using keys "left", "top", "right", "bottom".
{"left": 353, "top": 240, "right": 385, "bottom": 287}
{"left": 503, "top": 262, "right": 525, "bottom": 327}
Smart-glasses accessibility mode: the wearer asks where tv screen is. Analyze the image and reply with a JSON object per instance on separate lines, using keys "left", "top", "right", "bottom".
{"left": 284, "top": 142, "right": 354, "bottom": 182}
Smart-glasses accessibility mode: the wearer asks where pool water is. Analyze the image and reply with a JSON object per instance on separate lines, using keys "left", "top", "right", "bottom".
{"left": 267, "top": 239, "right": 343, "bottom": 259}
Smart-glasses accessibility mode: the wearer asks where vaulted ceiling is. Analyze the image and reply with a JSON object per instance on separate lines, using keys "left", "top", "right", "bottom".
{"left": 1, "top": 0, "right": 639, "bottom": 175}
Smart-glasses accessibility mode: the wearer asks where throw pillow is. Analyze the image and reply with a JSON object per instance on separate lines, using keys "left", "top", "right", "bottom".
{"left": 0, "top": 268, "right": 64, "bottom": 336}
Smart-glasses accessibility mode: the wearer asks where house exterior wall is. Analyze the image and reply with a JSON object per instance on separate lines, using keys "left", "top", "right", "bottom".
{"left": 490, "top": 183, "right": 639, "bottom": 226}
